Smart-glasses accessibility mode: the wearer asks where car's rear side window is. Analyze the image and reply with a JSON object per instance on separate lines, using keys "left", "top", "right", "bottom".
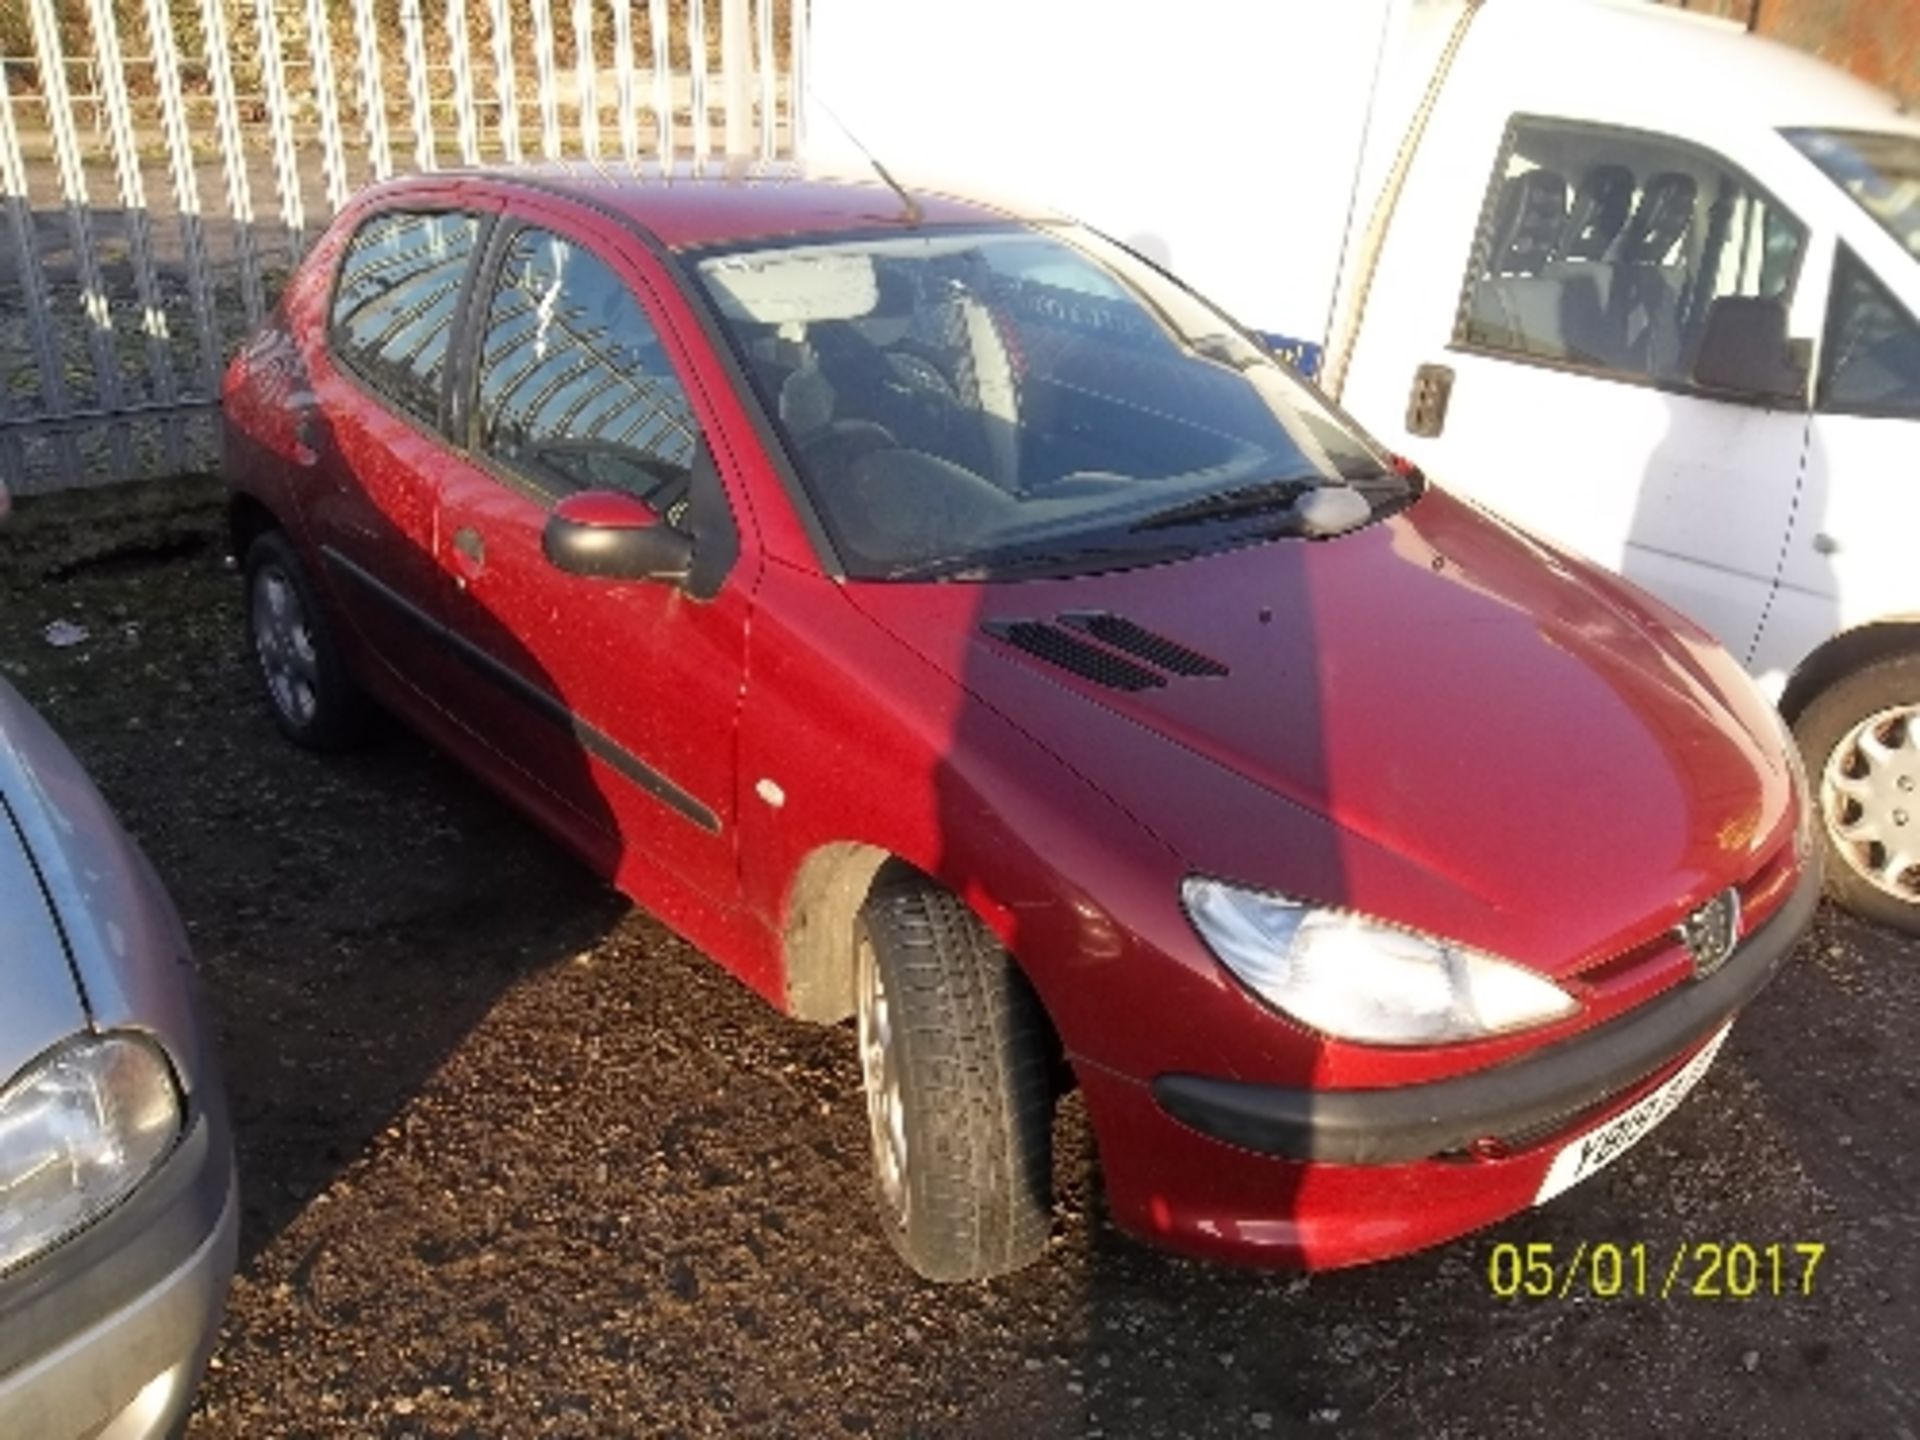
{"left": 330, "top": 209, "right": 483, "bottom": 426}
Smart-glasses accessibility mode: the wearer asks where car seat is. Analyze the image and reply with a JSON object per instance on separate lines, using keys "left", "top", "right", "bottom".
{"left": 1549, "top": 163, "right": 1636, "bottom": 366}
{"left": 1611, "top": 171, "right": 1697, "bottom": 377}
{"left": 1466, "top": 167, "right": 1572, "bottom": 355}
{"left": 778, "top": 356, "right": 898, "bottom": 480}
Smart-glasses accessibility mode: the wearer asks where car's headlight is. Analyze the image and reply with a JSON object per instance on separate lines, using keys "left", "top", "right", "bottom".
{"left": 0, "top": 1034, "right": 183, "bottom": 1274}
{"left": 1183, "top": 879, "right": 1577, "bottom": 1045}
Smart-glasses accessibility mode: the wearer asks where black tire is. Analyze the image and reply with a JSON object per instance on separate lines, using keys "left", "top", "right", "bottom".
{"left": 854, "top": 879, "right": 1055, "bottom": 1282}
{"left": 1791, "top": 654, "right": 1920, "bottom": 936}
{"left": 242, "top": 530, "right": 369, "bottom": 751}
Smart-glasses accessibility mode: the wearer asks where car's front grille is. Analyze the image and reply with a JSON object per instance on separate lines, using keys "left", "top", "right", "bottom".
{"left": 1573, "top": 832, "right": 1797, "bottom": 989}
{"left": 1735, "top": 833, "right": 1800, "bottom": 927}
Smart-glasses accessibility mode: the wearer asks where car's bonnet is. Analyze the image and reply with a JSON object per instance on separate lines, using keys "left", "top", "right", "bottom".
{"left": 0, "top": 678, "right": 208, "bottom": 1094}
{"left": 0, "top": 786, "right": 88, "bottom": 1076}
{"left": 844, "top": 488, "right": 1797, "bottom": 978}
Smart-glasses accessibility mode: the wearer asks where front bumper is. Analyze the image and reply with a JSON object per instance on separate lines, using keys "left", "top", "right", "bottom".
{"left": 1083, "top": 849, "right": 1819, "bottom": 1269}
{"left": 0, "top": 1104, "right": 239, "bottom": 1440}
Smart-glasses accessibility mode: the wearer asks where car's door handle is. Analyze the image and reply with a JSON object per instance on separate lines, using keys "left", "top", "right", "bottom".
{"left": 1812, "top": 531, "right": 1839, "bottom": 556}
{"left": 450, "top": 526, "right": 486, "bottom": 585}
{"left": 1406, "top": 363, "right": 1453, "bottom": 438}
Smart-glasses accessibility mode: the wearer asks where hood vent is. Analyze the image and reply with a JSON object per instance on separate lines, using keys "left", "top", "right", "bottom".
{"left": 983, "top": 613, "right": 1228, "bottom": 692}
{"left": 1058, "top": 611, "right": 1230, "bottom": 677}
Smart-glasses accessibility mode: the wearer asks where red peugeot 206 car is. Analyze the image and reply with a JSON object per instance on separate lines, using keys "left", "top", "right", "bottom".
{"left": 222, "top": 168, "right": 1818, "bottom": 1281}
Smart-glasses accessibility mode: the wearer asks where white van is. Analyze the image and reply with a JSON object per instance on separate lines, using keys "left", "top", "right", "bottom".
{"left": 1336, "top": 4, "right": 1920, "bottom": 935}
{"left": 808, "top": 0, "right": 1920, "bottom": 933}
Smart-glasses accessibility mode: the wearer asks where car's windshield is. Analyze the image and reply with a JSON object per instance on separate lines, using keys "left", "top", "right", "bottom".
{"left": 692, "top": 223, "right": 1409, "bottom": 580}
{"left": 1785, "top": 128, "right": 1920, "bottom": 261}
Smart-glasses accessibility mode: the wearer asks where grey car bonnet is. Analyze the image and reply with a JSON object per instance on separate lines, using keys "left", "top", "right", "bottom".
{"left": 0, "top": 786, "right": 88, "bottom": 1075}
{"left": 0, "top": 677, "right": 207, "bottom": 1097}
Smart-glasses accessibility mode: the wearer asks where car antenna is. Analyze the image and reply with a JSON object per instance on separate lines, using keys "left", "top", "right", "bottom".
{"left": 808, "top": 90, "right": 924, "bottom": 227}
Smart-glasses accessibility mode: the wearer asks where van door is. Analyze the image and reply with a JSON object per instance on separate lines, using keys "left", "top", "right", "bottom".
{"left": 1758, "top": 240, "right": 1920, "bottom": 685}
{"left": 1352, "top": 115, "right": 1816, "bottom": 662}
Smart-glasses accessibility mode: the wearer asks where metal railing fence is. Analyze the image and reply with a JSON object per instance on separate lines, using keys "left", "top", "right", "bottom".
{"left": 0, "top": 0, "right": 804, "bottom": 493}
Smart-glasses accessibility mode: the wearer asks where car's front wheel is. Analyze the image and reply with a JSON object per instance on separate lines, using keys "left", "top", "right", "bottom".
{"left": 243, "top": 530, "right": 368, "bottom": 751}
{"left": 1794, "top": 654, "right": 1920, "bottom": 935}
{"left": 854, "top": 879, "right": 1055, "bottom": 1281}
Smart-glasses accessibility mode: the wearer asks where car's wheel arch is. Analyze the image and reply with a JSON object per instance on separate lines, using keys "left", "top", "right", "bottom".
{"left": 1779, "top": 617, "right": 1920, "bottom": 724}
{"left": 228, "top": 490, "right": 287, "bottom": 566}
{"left": 779, "top": 840, "right": 1027, "bottom": 1025}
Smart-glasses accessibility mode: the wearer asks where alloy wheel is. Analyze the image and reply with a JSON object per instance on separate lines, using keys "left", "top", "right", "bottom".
{"left": 250, "top": 563, "right": 320, "bottom": 730}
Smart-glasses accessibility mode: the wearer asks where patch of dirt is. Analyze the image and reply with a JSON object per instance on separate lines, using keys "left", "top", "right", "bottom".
{"left": 2, "top": 471, "right": 225, "bottom": 581}
{"left": 1, "top": 481, "right": 1916, "bottom": 1438}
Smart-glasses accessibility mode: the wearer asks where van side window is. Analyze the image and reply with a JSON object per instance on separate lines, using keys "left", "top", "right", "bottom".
{"left": 329, "top": 210, "right": 482, "bottom": 426}
{"left": 1456, "top": 116, "right": 1807, "bottom": 392}
{"left": 1821, "top": 246, "right": 1920, "bottom": 417}
{"left": 475, "top": 226, "right": 702, "bottom": 515}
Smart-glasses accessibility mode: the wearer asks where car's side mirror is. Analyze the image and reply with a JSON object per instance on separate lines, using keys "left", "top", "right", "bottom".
{"left": 1691, "top": 295, "right": 1808, "bottom": 404}
{"left": 542, "top": 490, "right": 695, "bottom": 584}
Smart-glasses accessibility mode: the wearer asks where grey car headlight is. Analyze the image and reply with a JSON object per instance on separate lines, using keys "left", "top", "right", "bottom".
{"left": 1183, "top": 878, "right": 1578, "bottom": 1045}
{"left": 0, "top": 1033, "right": 183, "bottom": 1274}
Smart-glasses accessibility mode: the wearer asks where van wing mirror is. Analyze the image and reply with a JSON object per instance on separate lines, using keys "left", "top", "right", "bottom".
{"left": 1691, "top": 295, "right": 1807, "bottom": 404}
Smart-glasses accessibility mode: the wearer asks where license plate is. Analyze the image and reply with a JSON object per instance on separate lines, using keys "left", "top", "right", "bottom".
{"left": 1534, "top": 1024, "right": 1731, "bottom": 1205}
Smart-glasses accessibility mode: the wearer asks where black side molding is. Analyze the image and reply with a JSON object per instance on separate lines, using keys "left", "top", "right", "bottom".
{"left": 1153, "top": 854, "right": 1820, "bottom": 1166}
{"left": 321, "top": 546, "right": 720, "bottom": 834}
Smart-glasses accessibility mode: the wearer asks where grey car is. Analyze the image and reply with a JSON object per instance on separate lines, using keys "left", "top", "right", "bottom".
{"left": 0, "top": 675, "right": 237, "bottom": 1438}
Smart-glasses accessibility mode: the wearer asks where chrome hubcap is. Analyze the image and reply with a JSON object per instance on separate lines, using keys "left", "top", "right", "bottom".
{"left": 856, "top": 936, "right": 909, "bottom": 1225}
{"left": 250, "top": 565, "right": 320, "bottom": 728}
{"left": 1821, "top": 702, "right": 1920, "bottom": 904}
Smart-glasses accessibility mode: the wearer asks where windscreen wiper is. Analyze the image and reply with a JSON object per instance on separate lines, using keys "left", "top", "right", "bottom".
{"left": 1129, "top": 478, "right": 1328, "bottom": 532}
{"left": 885, "top": 539, "right": 1192, "bottom": 583}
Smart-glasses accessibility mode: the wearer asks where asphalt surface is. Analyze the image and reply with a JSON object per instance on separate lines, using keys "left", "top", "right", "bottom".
{"left": 2, "top": 481, "right": 1917, "bottom": 1438}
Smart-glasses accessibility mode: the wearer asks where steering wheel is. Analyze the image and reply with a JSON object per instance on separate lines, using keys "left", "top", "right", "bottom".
{"left": 883, "top": 349, "right": 959, "bottom": 404}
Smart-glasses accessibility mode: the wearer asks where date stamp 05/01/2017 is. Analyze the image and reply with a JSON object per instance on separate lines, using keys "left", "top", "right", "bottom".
{"left": 1486, "top": 1241, "right": 1829, "bottom": 1301}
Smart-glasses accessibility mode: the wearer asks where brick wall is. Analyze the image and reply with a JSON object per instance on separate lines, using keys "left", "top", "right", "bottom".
{"left": 1662, "top": 0, "right": 1920, "bottom": 104}
{"left": 1757, "top": 0, "right": 1920, "bottom": 104}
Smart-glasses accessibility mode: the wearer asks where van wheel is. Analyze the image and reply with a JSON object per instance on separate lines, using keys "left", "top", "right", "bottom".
{"left": 1793, "top": 655, "right": 1920, "bottom": 935}
{"left": 243, "top": 531, "right": 369, "bottom": 751}
{"left": 854, "top": 879, "right": 1054, "bottom": 1281}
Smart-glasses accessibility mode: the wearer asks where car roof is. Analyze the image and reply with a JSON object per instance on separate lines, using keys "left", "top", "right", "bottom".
{"left": 402, "top": 163, "right": 1049, "bottom": 250}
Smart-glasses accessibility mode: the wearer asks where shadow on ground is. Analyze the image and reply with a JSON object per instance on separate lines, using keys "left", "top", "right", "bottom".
{"left": 0, "top": 481, "right": 627, "bottom": 1272}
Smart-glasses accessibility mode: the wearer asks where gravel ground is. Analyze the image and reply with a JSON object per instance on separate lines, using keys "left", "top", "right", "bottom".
{"left": 2, "top": 479, "right": 1917, "bottom": 1438}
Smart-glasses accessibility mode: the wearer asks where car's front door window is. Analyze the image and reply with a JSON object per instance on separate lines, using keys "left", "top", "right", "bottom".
{"left": 475, "top": 226, "right": 704, "bottom": 521}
